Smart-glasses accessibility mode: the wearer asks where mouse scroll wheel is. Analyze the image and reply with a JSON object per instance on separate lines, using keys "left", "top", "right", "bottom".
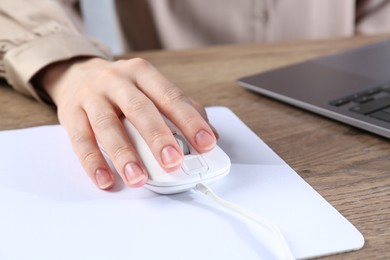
{"left": 173, "top": 133, "right": 191, "bottom": 155}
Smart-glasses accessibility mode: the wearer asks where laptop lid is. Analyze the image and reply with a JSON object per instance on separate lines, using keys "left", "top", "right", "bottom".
{"left": 237, "top": 39, "right": 390, "bottom": 139}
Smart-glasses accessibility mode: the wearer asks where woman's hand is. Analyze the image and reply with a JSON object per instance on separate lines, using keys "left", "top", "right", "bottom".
{"left": 38, "top": 57, "right": 217, "bottom": 190}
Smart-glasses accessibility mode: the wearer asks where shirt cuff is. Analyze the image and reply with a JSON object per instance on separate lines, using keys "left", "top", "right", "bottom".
{"left": 3, "top": 33, "right": 110, "bottom": 102}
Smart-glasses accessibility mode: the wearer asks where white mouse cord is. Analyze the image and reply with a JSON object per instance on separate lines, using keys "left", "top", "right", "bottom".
{"left": 195, "top": 183, "right": 295, "bottom": 260}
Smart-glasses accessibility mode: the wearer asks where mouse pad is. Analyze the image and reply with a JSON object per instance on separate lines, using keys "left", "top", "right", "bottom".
{"left": 0, "top": 107, "right": 364, "bottom": 259}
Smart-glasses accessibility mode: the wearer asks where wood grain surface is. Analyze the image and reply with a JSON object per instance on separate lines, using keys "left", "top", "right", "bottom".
{"left": 1, "top": 34, "right": 389, "bottom": 259}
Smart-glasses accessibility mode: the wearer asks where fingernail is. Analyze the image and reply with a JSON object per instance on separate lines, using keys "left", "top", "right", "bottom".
{"left": 124, "top": 162, "right": 147, "bottom": 185}
{"left": 95, "top": 169, "right": 114, "bottom": 189}
{"left": 195, "top": 129, "right": 216, "bottom": 150}
{"left": 161, "top": 145, "right": 183, "bottom": 168}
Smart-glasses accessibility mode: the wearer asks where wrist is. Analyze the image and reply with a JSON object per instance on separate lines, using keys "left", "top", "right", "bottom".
{"left": 32, "top": 57, "right": 107, "bottom": 105}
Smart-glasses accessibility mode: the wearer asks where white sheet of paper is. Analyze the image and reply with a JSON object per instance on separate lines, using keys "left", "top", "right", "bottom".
{"left": 0, "top": 107, "right": 364, "bottom": 260}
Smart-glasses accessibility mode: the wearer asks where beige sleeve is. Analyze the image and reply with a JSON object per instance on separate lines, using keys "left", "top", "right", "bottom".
{"left": 356, "top": 0, "right": 390, "bottom": 35}
{"left": 0, "top": 0, "right": 111, "bottom": 102}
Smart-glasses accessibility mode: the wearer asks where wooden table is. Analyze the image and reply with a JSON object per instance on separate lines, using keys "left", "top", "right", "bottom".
{"left": 1, "top": 35, "right": 389, "bottom": 259}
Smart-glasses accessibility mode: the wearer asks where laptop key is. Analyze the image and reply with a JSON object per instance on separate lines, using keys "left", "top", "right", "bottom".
{"left": 370, "top": 110, "right": 390, "bottom": 123}
{"left": 329, "top": 97, "right": 351, "bottom": 106}
{"left": 350, "top": 97, "right": 390, "bottom": 115}
{"left": 382, "top": 107, "right": 390, "bottom": 114}
{"left": 329, "top": 85, "right": 385, "bottom": 107}
{"left": 362, "top": 86, "right": 382, "bottom": 96}
{"left": 354, "top": 96, "right": 374, "bottom": 104}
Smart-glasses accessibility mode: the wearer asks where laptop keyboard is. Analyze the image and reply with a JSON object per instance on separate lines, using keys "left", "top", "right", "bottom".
{"left": 329, "top": 82, "right": 390, "bottom": 123}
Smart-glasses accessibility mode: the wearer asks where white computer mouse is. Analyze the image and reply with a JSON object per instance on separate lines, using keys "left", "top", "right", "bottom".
{"left": 101, "top": 116, "right": 231, "bottom": 194}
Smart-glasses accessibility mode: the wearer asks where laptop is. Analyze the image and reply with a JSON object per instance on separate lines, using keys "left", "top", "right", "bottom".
{"left": 237, "top": 39, "right": 390, "bottom": 139}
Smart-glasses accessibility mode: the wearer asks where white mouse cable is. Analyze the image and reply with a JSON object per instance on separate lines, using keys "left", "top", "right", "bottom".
{"left": 195, "top": 183, "right": 295, "bottom": 260}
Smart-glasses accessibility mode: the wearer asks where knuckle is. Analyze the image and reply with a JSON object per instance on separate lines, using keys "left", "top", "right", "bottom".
{"left": 92, "top": 111, "right": 118, "bottom": 130}
{"left": 81, "top": 150, "right": 101, "bottom": 167}
{"left": 67, "top": 129, "right": 103, "bottom": 170}
{"left": 127, "top": 57, "right": 151, "bottom": 71}
{"left": 69, "top": 128, "right": 91, "bottom": 145}
{"left": 112, "top": 58, "right": 152, "bottom": 73}
{"left": 161, "top": 87, "right": 188, "bottom": 106}
{"left": 100, "top": 66, "right": 122, "bottom": 81}
{"left": 111, "top": 145, "right": 135, "bottom": 162}
{"left": 148, "top": 127, "right": 169, "bottom": 147}
{"left": 123, "top": 95, "right": 152, "bottom": 114}
{"left": 181, "top": 116, "right": 198, "bottom": 129}
{"left": 99, "top": 58, "right": 153, "bottom": 83}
